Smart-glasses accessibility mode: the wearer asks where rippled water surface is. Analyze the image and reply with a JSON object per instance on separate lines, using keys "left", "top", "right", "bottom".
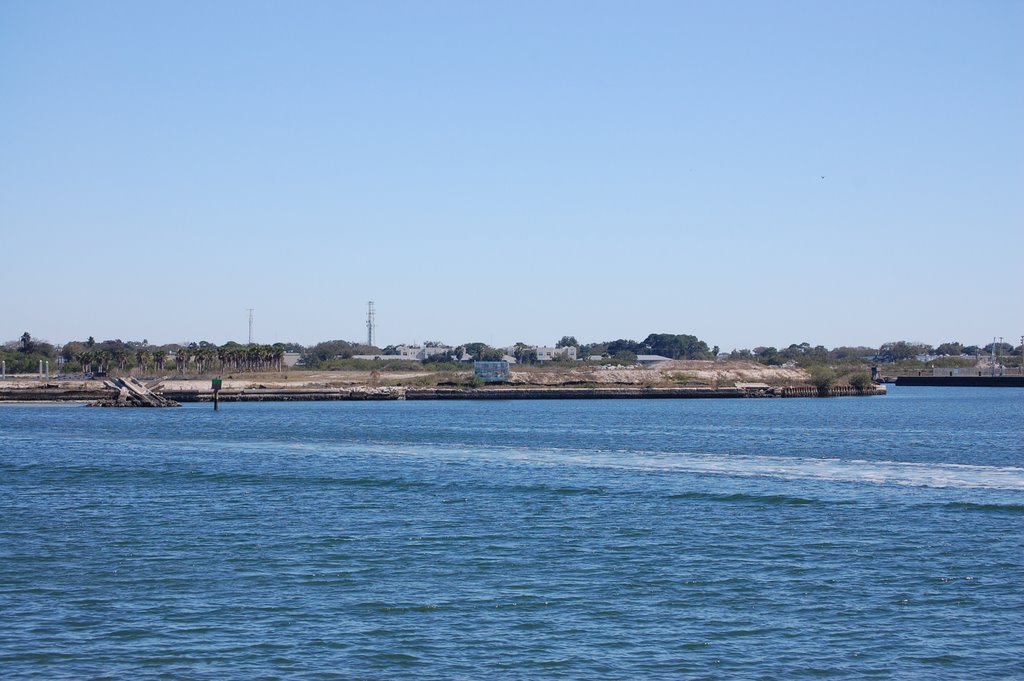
{"left": 2, "top": 387, "right": 1023, "bottom": 678}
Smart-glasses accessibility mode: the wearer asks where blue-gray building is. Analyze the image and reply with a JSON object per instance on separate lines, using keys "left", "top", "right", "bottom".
{"left": 474, "top": 361, "right": 510, "bottom": 382}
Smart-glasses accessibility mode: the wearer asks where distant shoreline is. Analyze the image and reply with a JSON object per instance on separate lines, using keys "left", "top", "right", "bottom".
{"left": 0, "top": 381, "right": 885, "bottom": 405}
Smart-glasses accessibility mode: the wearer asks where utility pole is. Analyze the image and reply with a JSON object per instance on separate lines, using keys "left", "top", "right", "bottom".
{"left": 366, "top": 301, "right": 376, "bottom": 347}
{"left": 248, "top": 308, "right": 255, "bottom": 345}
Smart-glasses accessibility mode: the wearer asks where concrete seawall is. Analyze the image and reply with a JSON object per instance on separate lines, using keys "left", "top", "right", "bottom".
{"left": 0, "top": 386, "right": 118, "bottom": 402}
{"left": 161, "top": 384, "right": 885, "bottom": 402}
{"left": 2, "top": 383, "right": 886, "bottom": 404}
{"left": 894, "top": 376, "right": 1024, "bottom": 387}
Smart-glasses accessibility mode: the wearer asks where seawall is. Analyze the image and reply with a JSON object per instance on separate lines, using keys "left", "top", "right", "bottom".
{"left": 894, "top": 376, "right": 1024, "bottom": 387}
{"left": 1, "top": 383, "right": 886, "bottom": 404}
{"left": 161, "top": 384, "right": 885, "bottom": 402}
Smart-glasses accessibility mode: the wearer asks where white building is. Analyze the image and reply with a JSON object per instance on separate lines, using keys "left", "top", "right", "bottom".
{"left": 393, "top": 345, "right": 422, "bottom": 360}
{"left": 386, "top": 345, "right": 455, "bottom": 361}
{"left": 420, "top": 346, "right": 453, "bottom": 360}
{"left": 505, "top": 345, "right": 578, "bottom": 362}
{"left": 535, "top": 346, "right": 577, "bottom": 362}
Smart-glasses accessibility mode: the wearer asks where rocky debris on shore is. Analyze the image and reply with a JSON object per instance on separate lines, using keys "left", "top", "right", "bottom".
{"left": 90, "top": 377, "right": 180, "bottom": 407}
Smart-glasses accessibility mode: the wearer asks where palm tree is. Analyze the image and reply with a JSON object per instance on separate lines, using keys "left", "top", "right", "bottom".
{"left": 257, "top": 345, "right": 270, "bottom": 371}
{"left": 175, "top": 348, "right": 189, "bottom": 374}
{"left": 153, "top": 350, "right": 167, "bottom": 372}
{"left": 245, "top": 345, "right": 259, "bottom": 372}
{"left": 200, "top": 347, "right": 217, "bottom": 374}
{"left": 76, "top": 351, "right": 93, "bottom": 374}
{"left": 97, "top": 350, "right": 112, "bottom": 374}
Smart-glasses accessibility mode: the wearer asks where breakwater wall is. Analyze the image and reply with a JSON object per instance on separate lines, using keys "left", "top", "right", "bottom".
{"left": 0, "top": 385, "right": 117, "bottom": 402}
{"left": 407, "top": 387, "right": 746, "bottom": 400}
{"left": 2, "top": 383, "right": 886, "bottom": 404}
{"left": 161, "top": 384, "right": 885, "bottom": 402}
{"left": 895, "top": 376, "right": 1024, "bottom": 387}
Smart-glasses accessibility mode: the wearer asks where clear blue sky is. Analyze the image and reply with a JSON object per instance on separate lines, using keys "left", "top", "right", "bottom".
{"left": 2, "top": 1, "right": 1021, "bottom": 350}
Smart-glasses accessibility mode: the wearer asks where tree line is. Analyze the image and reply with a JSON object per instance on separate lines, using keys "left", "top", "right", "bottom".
{"left": 4, "top": 331, "right": 1022, "bottom": 375}
{"left": 1, "top": 334, "right": 291, "bottom": 375}
{"left": 726, "top": 340, "right": 1022, "bottom": 366}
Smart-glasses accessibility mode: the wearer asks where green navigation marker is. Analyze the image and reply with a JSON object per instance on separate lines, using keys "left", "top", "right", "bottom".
{"left": 212, "top": 377, "right": 222, "bottom": 411}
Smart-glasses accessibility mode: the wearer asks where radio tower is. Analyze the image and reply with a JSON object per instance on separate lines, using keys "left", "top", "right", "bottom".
{"left": 366, "top": 301, "right": 376, "bottom": 347}
{"left": 248, "top": 308, "right": 254, "bottom": 344}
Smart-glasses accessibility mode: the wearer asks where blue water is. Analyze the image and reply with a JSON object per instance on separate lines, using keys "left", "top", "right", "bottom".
{"left": 2, "top": 387, "right": 1022, "bottom": 679}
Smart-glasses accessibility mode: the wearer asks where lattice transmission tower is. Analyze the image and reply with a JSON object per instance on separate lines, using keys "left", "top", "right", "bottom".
{"left": 366, "top": 301, "right": 376, "bottom": 347}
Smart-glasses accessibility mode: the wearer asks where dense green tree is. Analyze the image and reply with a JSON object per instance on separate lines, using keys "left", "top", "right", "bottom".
{"left": 753, "top": 346, "right": 783, "bottom": 366}
{"left": 556, "top": 336, "right": 578, "bottom": 348}
{"left": 776, "top": 342, "right": 828, "bottom": 363}
{"left": 879, "top": 341, "right": 931, "bottom": 362}
{"left": 460, "top": 342, "right": 503, "bottom": 361}
{"left": 983, "top": 342, "right": 1016, "bottom": 356}
{"left": 606, "top": 339, "right": 641, "bottom": 357}
{"left": 641, "top": 333, "right": 711, "bottom": 360}
{"left": 302, "top": 340, "right": 377, "bottom": 367}
{"left": 934, "top": 342, "right": 963, "bottom": 356}
{"left": 1, "top": 333, "right": 58, "bottom": 373}
{"left": 511, "top": 342, "right": 537, "bottom": 365}
{"left": 829, "top": 346, "right": 877, "bottom": 361}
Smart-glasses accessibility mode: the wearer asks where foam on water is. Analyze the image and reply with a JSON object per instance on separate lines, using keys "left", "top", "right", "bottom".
{"left": 578, "top": 449, "right": 1024, "bottom": 491}
{"left": 302, "top": 441, "right": 1024, "bottom": 492}
{"left": 113, "top": 432, "right": 1024, "bottom": 494}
